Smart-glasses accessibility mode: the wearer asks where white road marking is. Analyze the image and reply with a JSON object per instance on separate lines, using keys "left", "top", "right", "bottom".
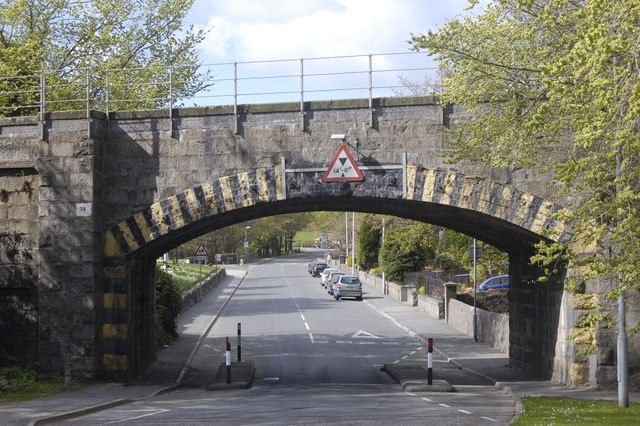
{"left": 300, "top": 314, "right": 306, "bottom": 321}
{"left": 304, "top": 322, "right": 310, "bottom": 330}
{"left": 421, "top": 397, "right": 432, "bottom": 402}
{"left": 481, "top": 417, "right": 497, "bottom": 422}
{"left": 308, "top": 333, "right": 314, "bottom": 343}
{"left": 438, "top": 403, "right": 451, "bottom": 408}
{"left": 104, "top": 407, "right": 170, "bottom": 424}
{"left": 402, "top": 355, "right": 409, "bottom": 359}
{"left": 336, "top": 340, "right": 353, "bottom": 344}
{"left": 458, "top": 409, "right": 472, "bottom": 414}
{"left": 352, "top": 330, "right": 381, "bottom": 339}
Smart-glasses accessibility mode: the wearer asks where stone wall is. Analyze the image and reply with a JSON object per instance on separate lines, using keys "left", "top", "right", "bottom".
{"left": 417, "top": 294, "right": 444, "bottom": 320}
{"left": 180, "top": 268, "right": 227, "bottom": 312}
{"left": 445, "top": 299, "right": 510, "bottom": 353}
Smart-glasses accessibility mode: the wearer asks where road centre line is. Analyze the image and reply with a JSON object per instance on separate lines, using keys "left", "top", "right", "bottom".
{"left": 438, "top": 403, "right": 451, "bottom": 408}
{"left": 304, "top": 322, "right": 310, "bottom": 330}
{"left": 300, "top": 314, "right": 306, "bottom": 321}
{"left": 458, "top": 409, "right": 472, "bottom": 414}
{"left": 481, "top": 417, "right": 497, "bottom": 422}
{"left": 421, "top": 397, "right": 432, "bottom": 402}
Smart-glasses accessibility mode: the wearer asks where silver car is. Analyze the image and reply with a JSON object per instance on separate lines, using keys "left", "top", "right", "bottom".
{"left": 327, "top": 272, "right": 345, "bottom": 295}
{"left": 333, "top": 275, "right": 362, "bottom": 301}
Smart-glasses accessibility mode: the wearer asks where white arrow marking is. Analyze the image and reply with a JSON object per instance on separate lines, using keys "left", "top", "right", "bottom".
{"left": 352, "top": 330, "right": 381, "bottom": 339}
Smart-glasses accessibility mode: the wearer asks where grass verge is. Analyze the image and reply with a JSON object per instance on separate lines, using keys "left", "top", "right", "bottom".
{"left": 0, "top": 366, "right": 85, "bottom": 404}
{"left": 513, "top": 396, "right": 640, "bottom": 425}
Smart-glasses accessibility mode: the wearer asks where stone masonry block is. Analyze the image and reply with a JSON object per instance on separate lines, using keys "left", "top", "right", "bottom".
{"left": 569, "top": 293, "right": 598, "bottom": 310}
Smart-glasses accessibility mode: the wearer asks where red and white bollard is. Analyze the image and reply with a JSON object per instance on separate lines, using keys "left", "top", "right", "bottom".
{"left": 427, "top": 338, "right": 433, "bottom": 385}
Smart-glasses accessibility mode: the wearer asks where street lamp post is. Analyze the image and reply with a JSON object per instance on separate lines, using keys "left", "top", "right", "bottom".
{"left": 244, "top": 226, "right": 250, "bottom": 248}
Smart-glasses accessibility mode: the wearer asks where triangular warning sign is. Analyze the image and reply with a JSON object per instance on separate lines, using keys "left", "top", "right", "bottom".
{"left": 323, "top": 144, "right": 364, "bottom": 182}
{"left": 194, "top": 244, "right": 209, "bottom": 257}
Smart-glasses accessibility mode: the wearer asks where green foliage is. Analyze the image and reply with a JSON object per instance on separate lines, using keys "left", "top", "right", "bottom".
{"left": 411, "top": 0, "right": 640, "bottom": 334}
{"left": 356, "top": 216, "right": 382, "bottom": 270}
{"left": 164, "top": 263, "right": 217, "bottom": 292}
{"left": 380, "top": 222, "right": 434, "bottom": 282}
{"left": 0, "top": 364, "right": 83, "bottom": 402}
{"left": 155, "top": 266, "right": 182, "bottom": 347}
{"left": 0, "top": 0, "right": 210, "bottom": 114}
{"left": 433, "top": 252, "right": 464, "bottom": 271}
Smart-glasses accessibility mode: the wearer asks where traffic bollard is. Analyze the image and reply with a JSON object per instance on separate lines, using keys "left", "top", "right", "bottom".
{"left": 427, "top": 338, "right": 433, "bottom": 385}
{"left": 237, "top": 323, "right": 242, "bottom": 362}
{"left": 226, "top": 337, "right": 231, "bottom": 384}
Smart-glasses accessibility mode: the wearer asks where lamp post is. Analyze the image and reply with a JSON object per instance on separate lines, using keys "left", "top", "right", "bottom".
{"left": 467, "top": 240, "right": 483, "bottom": 342}
{"left": 244, "top": 226, "right": 250, "bottom": 248}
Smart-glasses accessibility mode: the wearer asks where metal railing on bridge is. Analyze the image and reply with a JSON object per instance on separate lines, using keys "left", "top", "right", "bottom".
{"left": 0, "top": 51, "right": 443, "bottom": 120}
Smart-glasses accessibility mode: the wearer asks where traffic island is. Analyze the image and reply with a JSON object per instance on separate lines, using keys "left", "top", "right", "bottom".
{"left": 206, "top": 361, "right": 255, "bottom": 390}
{"left": 381, "top": 364, "right": 456, "bottom": 393}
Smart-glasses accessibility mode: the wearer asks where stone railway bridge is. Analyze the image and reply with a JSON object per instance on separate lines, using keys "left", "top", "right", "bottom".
{"left": 0, "top": 96, "right": 614, "bottom": 386}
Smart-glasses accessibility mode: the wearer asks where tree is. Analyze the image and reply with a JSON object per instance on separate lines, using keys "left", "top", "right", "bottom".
{"left": 410, "top": 1, "right": 640, "bottom": 331}
{"left": 380, "top": 221, "right": 435, "bottom": 282}
{"left": 0, "top": 0, "right": 210, "bottom": 114}
{"left": 356, "top": 216, "right": 382, "bottom": 270}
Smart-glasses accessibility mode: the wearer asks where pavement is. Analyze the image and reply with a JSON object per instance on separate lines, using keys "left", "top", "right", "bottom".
{"left": 3, "top": 262, "right": 639, "bottom": 425}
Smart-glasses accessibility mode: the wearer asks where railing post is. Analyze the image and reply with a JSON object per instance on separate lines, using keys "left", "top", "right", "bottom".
{"left": 368, "top": 54, "right": 373, "bottom": 128}
{"left": 299, "top": 58, "right": 305, "bottom": 132}
{"left": 39, "top": 70, "right": 45, "bottom": 141}
{"left": 169, "top": 67, "right": 174, "bottom": 136}
{"left": 86, "top": 68, "right": 91, "bottom": 138}
{"left": 105, "top": 70, "right": 111, "bottom": 138}
{"left": 234, "top": 62, "right": 239, "bottom": 135}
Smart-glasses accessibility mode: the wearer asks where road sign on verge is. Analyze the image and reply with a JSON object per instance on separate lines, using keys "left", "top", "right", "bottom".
{"left": 194, "top": 243, "right": 209, "bottom": 260}
{"left": 322, "top": 144, "right": 364, "bottom": 182}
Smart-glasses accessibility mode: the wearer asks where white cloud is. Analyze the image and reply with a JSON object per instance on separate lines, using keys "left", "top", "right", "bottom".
{"left": 191, "top": 0, "right": 472, "bottom": 63}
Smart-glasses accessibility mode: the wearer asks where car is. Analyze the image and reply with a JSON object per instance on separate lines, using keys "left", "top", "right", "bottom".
{"left": 478, "top": 274, "right": 509, "bottom": 291}
{"left": 323, "top": 270, "right": 343, "bottom": 288}
{"left": 326, "top": 272, "right": 345, "bottom": 294}
{"left": 308, "top": 261, "right": 319, "bottom": 275}
{"left": 311, "top": 262, "right": 328, "bottom": 277}
{"left": 333, "top": 275, "right": 362, "bottom": 301}
{"left": 319, "top": 267, "right": 339, "bottom": 283}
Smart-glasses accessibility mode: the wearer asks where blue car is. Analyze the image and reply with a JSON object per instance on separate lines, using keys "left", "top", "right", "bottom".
{"left": 478, "top": 274, "right": 509, "bottom": 291}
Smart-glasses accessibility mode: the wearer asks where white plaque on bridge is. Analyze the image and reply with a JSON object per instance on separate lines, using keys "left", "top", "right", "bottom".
{"left": 75, "top": 203, "right": 92, "bottom": 216}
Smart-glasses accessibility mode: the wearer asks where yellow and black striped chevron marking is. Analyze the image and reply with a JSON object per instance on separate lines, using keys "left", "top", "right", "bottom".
{"left": 405, "top": 166, "right": 572, "bottom": 244}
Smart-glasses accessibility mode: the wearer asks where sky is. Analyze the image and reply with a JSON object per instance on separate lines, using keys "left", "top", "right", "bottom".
{"left": 182, "top": 0, "right": 483, "bottom": 105}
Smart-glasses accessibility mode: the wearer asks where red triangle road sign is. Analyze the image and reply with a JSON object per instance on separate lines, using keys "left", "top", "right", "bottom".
{"left": 194, "top": 243, "right": 209, "bottom": 257}
{"left": 323, "top": 144, "right": 364, "bottom": 182}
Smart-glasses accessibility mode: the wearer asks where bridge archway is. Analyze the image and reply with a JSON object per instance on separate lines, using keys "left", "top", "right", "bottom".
{"left": 102, "top": 164, "right": 571, "bottom": 380}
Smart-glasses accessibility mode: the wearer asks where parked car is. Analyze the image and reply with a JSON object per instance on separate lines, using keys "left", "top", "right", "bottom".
{"left": 308, "top": 261, "right": 319, "bottom": 275}
{"left": 323, "top": 270, "right": 342, "bottom": 288}
{"left": 333, "top": 275, "right": 362, "bottom": 301}
{"left": 319, "top": 267, "right": 339, "bottom": 283}
{"left": 478, "top": 274, "right": 509, "bottom": 291}
{"left": 311, "top": 262, "right": 328, "bottom": 277}
{"left": 326, "top": 272, "right": 345, "bottom": 294}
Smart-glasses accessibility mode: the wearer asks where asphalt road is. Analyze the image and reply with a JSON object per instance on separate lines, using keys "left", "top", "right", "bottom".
{"left": 59, "top": 253, "right": 515, "bottom": 425}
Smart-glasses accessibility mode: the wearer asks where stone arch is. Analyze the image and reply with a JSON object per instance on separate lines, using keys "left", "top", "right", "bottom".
{"left": 101, "top": 164, "right": 571, "bottom": 378}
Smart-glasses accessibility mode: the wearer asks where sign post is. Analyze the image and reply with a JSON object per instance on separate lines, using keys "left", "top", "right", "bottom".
{"left": 194, "top": 243, "right": 209, "bottom": 280}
